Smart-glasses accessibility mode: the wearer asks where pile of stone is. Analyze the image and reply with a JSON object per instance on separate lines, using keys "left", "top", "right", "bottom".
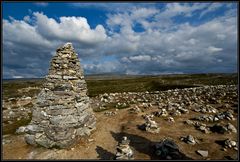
{"left": 154, "top": 138, "right": 182, "bottom": 160}
{"left": 184, "top": 119, "right": 201, "bottom": 126}
{"left": 142, "top": 115, "right": 160, "bottom": 133}
{"left": 92, "top": 84, "right": 237, "bottom": 116}
{"left": 185, "top": 119, "right": 237, "bottom": 134}
{"left": 216, "top": 110, "right": 235, "bottom": 121}
{"left": 100, "top": 93, "right": 113, "bottom": 103}
{"left": 180, "top": 135, "right": 197, "bottom": 145}
{"left": 184, "top": 120, "right": 210, "bottom": 133}
{"left": 23, "top": 43, "right": 96, "bottom": 148}
{"left": 226, "top": 123, "right": 237, "bottom": 133}
{"left": 3, "top": 98, "right": 33, "bottom": 130}
{"left": 170, "top": 110, "right": 182, "bottom": 116}
{"left": 195, "top": 123, "right": 210, "bottom": 134}
{"left": 224, "top": 139, "right": 238, "bottom": 150}
{"left": 193, "top": 114, "right": 219, "bottom": 122}
{"left": 153, "top": 109, "right": 168, "bottom": 117}
{"left": 166, "top": 103, "right": 189, "bottom": 115}
{"left": 166, "top": 117, "right": 175, "bottom": 123}
{"left": 115, "top": 102, "right": 128, "bottom": 109}
{"left": 115, "top": 136, "right": 134, "bottom": 160}
{"left": 210, "top": 123, "right": 237, "bottom": 134}
{"left": 141, "top": 102, "right": 152, "bottom": 109}
{"left": 192, "top": 104, "right": 218, "bottom": 113}
{"left": 104, "top": 111, "right": 117, "bottom": 116}
{"left": 166, "top": 102, "right": 179, "bottom": 111}
{"left": 194, "top": 110, "right": 235, "bottom": 122}
{"left": 210, "top": 124, "right": 227, "bottom": 134}
{"left": 177, "top": 106, "right": 189, "bottom": 114}
{"left": 128, "top": 106, "right": 141, "bottom": 114}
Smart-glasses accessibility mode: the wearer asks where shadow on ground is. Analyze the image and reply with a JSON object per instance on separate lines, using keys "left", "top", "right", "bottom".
{"left": 110, "top": 131, "right": 192, "bottom": 160}
{"left": 215, "top": 139, "right": 225, "bottom": 147}
{"left": 95, "top": 146, "right": 115, "bottom": 160}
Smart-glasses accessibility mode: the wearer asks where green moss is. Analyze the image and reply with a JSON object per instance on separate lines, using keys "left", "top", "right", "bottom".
{"left": 3, "top": 79, "right": 44, "bottom": 100}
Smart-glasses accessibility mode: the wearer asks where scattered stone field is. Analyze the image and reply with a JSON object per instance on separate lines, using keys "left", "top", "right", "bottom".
{"left": 2, "top": 83, "right": 238, "bottom": 160}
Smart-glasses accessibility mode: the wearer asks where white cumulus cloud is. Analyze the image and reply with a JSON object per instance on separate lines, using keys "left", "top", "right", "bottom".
{"left": 33, "top": 12, "right": 107, "bottom": 44}
{"left": 2, "top": 3, "right": 238, "bottom": 78}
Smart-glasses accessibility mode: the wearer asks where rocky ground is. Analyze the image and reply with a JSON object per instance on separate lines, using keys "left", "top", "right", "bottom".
{"left": 2, "top": 85, "right": 238, "bottom": 160}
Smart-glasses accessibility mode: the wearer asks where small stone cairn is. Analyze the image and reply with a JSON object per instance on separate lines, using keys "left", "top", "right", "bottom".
{"left": 144, "top": 115, "right": 160, "bottom": 133}
{"left": 24, "top": 43, "right": 96, "bottom": 148}
{"left": 115, "top": 136, "right": 134, "bottom": 160}
{"left": 224, "top": 139, "right": 238, "bottom": 150}
{"left": 180, "top": 135, "right": 196, "bottom": 145}
{"left": 154, "top": 138, "right": 182, "bottom": 159}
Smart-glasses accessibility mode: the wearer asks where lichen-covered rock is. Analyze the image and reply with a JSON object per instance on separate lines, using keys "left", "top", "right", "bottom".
{"left": 24, "top": 43, "right": 96, "bottom": 148}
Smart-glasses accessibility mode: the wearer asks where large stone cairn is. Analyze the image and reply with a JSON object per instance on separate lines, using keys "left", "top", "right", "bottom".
{"left": 24, "top": 43, "right": 96, "bottom": 148}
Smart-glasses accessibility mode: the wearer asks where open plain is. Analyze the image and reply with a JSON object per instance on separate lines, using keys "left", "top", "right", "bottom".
{"left": 2, "top": 73, "right": 238, "bottom": 160}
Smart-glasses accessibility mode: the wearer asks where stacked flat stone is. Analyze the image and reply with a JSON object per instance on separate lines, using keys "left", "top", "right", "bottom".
{"left": 154, "top": 138, "right": 181, "bottom": 159}
{"left": 24, "top": 42, "right": 96, "bottom": 148}
{"left": 115, "top": 136, "right": 134, "bottom": 160}
{"left": 180, "top": 135, "right": 196, "bottom": 145}
{"left": 144, "top": 115, "right": 160, "bottom": 133}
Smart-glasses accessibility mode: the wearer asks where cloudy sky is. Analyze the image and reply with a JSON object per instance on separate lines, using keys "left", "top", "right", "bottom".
{"left": 2, "top": 2, "right": 238, "bottom": 78}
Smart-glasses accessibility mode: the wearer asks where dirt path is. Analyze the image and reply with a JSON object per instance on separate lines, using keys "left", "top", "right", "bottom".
{"left": 3, "top": 109, "right": 130, "bottom": 160}
{"left": 2, "top": 106, "right": 238, "bottom": 160}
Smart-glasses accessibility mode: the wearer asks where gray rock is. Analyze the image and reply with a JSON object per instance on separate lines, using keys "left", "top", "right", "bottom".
{"left": 25, "top": 134, "right": 37, "bottom": 146}
{"left": 196, "top": 150, "right": 208, "bottom": 157}
{"left": 63, "top": 76, "right": 78, "bottom": 80}
{"left": 185, "top": 120, "right": 194, "bottom": 125}
{"left": 35, "top": 134, "right": 55, "bottom": 148}
{"left": 186, "top": 135, "right": 196, "bottom": 145}
{"left": 154, "top": 138, "right": 181, "bottom": 159}
{"left": 25, "top": 124, "right": 43, "bottom": 134}
{"left": 224, "top": 139, "right": 237, "bottom": 149}
{"left": 16, "top": 126, "right": 26, "bottom": 134}
{"left": 211, "top": 124, "right": 228, "bottom": 134}
{"left": 226, "top": 123, "right": 237, "bottom": 133}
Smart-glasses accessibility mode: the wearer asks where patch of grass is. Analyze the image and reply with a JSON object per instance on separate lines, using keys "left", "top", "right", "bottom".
{"left": 86, "top": 73, "right": 237, "bottom": 96}
{"left": 3, "top": 73, "right": 238, "bottom": 99}
{"left": 3, "top": 79, "right": 44, "bottom": 100}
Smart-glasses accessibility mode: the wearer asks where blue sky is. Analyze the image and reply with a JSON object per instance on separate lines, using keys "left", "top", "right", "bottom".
{"left": 2, "top": 2, "right": 238, "bottom": 78}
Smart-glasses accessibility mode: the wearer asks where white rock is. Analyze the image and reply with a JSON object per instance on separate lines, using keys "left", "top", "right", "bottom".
{"left": 197, "top": 150, "right": 208, "bottom": 157}
{"left": 16, "top": 126, "right": 26, "bottom": 134}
